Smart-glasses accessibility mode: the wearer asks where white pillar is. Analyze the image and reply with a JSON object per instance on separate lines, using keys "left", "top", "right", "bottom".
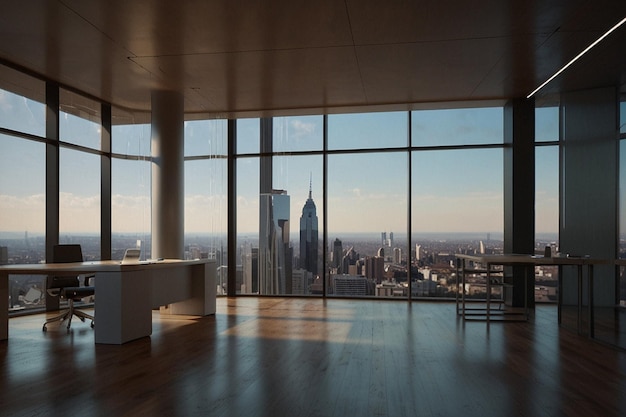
{"left": 151, "top": 90, "right": 184, "bottom": 259}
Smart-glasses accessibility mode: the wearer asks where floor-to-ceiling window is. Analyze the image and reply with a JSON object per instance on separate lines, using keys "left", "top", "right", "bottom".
{"left": 232, "top": 108, "right": 508, "bottom": 299}
{"left": 535, "top": 104, "right": 560, "bottom": 303}
{"left": 619, "top": 96, "right": 626, "bottom": 306}
{"left": 0, "top": 64, "right": 47, "bottom": 311}
{"left": 184, "top": 118, "right": 228, "bottom": 293}
{"left": 272, "top": 115, "right": 323, "bottom": 296}
{"left": 111, "top": 107, "right": 152, "bottom": 260}
{"left": 236, "top": 118, "right": 261, "bottom": 294}
{"left": 327, "top": 111, "right": 409, "bottom": 298}
{"left": 411, "top": 107, "right": 504, "bottom": 300}
{"left": 6, "top": 59, "right": 613, "bottom": 311}
{"left": 58, "top": 89, "right": 102, "bottom": 260}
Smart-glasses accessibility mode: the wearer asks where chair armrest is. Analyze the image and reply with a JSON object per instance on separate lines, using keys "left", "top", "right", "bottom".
{"left": 83, "top": 274, "right": 95, "bottom": 286}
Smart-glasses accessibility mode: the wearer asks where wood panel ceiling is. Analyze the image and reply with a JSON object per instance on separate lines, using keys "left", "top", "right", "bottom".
{"left": 0, "top": 0, "right": 624, "bottom": 118}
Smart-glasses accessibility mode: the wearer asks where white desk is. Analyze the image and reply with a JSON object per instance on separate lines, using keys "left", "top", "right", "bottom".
{"left": 0, "top": 259, "right": 216, "bottom": 344}
{"left": 456, "top": 254, "right": 607, "bottom": 335}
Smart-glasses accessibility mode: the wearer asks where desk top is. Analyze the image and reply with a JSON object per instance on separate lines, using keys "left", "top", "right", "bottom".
{"left": 0, "top": 258, "right": 214, "bottom": 275}
{"left": 455, "top": 253, "right": 609, "bottom": 266}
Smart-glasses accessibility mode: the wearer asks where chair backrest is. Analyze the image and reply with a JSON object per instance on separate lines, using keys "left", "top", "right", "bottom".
{"left": 52, "top": 244, "right": 84, "bottom": 263}
{"left": 48, "top": 244, "right": 84, "bottom": 289}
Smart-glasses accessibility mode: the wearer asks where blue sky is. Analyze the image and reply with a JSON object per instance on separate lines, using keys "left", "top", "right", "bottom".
{"left": 1, "top": 87, "right": 565, "bottom": 236}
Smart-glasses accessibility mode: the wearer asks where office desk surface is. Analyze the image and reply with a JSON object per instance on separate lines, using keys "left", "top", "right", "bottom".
{"left": 1, "top": 259, "right": 216, "bottom": 344}
{"left": 0, "top": 258, "right": 209, "bottom": 274}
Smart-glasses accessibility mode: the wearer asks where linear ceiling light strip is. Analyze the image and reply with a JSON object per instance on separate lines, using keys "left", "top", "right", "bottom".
{"left": 527, "top": 16, "right": 626, "bottom": 98}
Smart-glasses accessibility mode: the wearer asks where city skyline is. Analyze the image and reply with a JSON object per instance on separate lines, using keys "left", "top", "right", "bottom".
{"left": 1, "top": 89, "right": 563, "bottom": 235}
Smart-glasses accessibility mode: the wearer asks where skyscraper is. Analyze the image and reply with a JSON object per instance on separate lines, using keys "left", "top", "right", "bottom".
{"left": 259, "top": 189, "right": 291, "bottom": 295}
{"left": 241, "top": 244, "right": 259, "bottom": 294}
{"left": 299, "top": 179, "right": 319, "bottom": 276}
{"left": 393, "top": 247, "right": 402, "bottom": 264}
{"left": 331, "top": 238, "right": 343, "bottom": 271}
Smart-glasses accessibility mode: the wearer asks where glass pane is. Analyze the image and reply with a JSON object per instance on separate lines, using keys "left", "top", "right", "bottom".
{"left": 270, "top": 154, "right": 323, "bottom": 295}
{"left": 237, "top": 118, "right": 260, "bottom": 154}
{"left": 59, "top": 148, "right": 101, "bottom": 260}
{"left": 328, "top": 111, "right": 408, "bottom": 150}
{"left": 237, "top": 157, "right": 260, "bottom": 294}
{"left": 112, "top": 108, "right": 151, "bottom": 156}
{"left": 412, "top": 148, "right": 503, "bottom": 299}
{"left": 536, "top": 106, "right": 559, "bottom": 142}
{"left": 273, "top": 115, "right": 323, "bottom": 152}
{"left": 327, "top": 152, "right": 408, "bottom": 298}
{"left": 619, "top": 98, "right": 626, "bottom": 134}
{"left": 535, "top": 145, "right": 559, "bottom": 302}
{"left": 184, "top": 158, "right": 227, "bottom": 272}
{"left": 619, "top": 140, "right": 626, "bottom": 314}
{"left": 0, "top": 134, "right": 46, "bottom": 311}
{"left": 112, "top": 158, "right": 151, "bottom": 260}
{"left": 412, "top": 107, "right": 503, "bottom": 146}
{"left": 0, "top": 64, "right": 45, "bottom": 137}
{"left": 60, "top": 89, "right": 102, "bottom": 150}
{"left": 185, "top": 119, "right": 227, "bottom": 157}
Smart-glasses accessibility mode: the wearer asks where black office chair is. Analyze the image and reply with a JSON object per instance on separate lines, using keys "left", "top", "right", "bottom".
{"left": 43, "top": 244, "right": 95, "bottom": 331}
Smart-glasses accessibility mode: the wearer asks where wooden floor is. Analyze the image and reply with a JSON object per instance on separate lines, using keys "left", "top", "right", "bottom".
{"left": 1, "top": 298, "right": 625, "bottom": 417}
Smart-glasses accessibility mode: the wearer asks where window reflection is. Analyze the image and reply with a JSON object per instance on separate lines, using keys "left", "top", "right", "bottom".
{"left": 0, "top": 64, "right": 45, "bottom": 137}
{"left": 60, "top": 89, "right": 102, "bottom": 150}
{"left": 185, "top": 119, "right": 227, "bottom": 157}
{"left": 112, "top": 158, "right": 151, "bottom": 260}
{"left": 59, "top": 148, "right": 101, "bottom": 260}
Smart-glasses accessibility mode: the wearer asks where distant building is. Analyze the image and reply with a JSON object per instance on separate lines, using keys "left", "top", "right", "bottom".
{"left": 242, "top": 244, "right": 259, "bottom": 294}
{"left": 299, "top": 179, "right": 319, "bottom": 276}
{"left": 342, "top": 246, "right": 359, "bottom": 275}
{"left": 393, "top": 247, "right": 402, "bottom": 264}
{"left": 333, "top": 274, "right": 368, "bottom": 296}
{"left": 331, "top": 238, "right": 343, "bottom": 270}
{"left": 376, "top": 280, "right": 405, "bottom": 297}
{"left": 259, "top": 189, "right": 291, "bottom": 295}
{"left": 365, "top": 255, "right": 385, "bottom": 283}
{"left": 412, "top": 279, "right": 439, "bottom": 297}
{"left": 0, "top": 246, "right": 7, "bottom": 265}
{"left": 292, "top": 269, "right": 313, "bottom": 295}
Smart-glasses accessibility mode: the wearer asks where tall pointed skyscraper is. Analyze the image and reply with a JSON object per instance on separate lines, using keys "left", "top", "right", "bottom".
{"left": 299, "top": 177, "right": 319, "bottom": 276}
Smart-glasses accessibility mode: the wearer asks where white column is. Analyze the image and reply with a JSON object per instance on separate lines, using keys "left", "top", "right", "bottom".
{"left": 151, "top": 90, "right": 184, "bottom": 259}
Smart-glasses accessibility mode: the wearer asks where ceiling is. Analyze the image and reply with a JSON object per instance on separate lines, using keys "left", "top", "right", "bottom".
{"left": 0, "top": 0, "right": 625, "bottom": 119}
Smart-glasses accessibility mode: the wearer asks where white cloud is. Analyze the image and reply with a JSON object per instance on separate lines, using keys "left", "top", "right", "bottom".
{"left": 0, "top": 194, "right": 46, "bottom": 232}
{"left": 290, "top": 120, "right": 316, "bottom": 139}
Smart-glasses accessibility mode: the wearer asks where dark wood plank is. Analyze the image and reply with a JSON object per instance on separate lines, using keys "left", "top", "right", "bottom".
{"left": 0, "top": 298, "right": 625, "bottom": 417}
